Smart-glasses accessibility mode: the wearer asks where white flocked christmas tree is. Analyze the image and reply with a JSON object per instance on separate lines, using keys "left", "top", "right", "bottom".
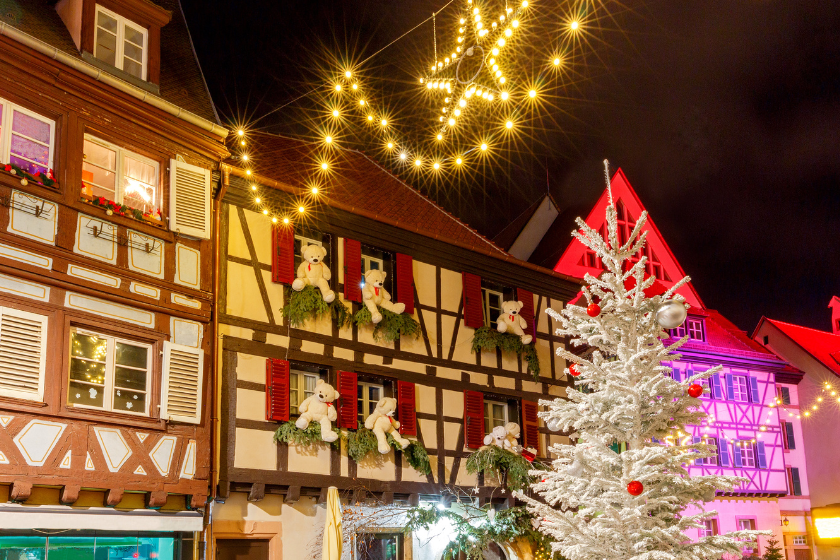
{"left": 517, "top": 162, "right": 764, "bottom": 560}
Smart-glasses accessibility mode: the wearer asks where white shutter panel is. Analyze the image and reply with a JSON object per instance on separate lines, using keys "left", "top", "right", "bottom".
{"left": 169, "top": 159, "right": 211, "bottom": 239}
{"left": 161, "top": 341, "right": 204, "bottom": 424}
{"left": 0, "top": 307, "right": 48, "bottom": 402}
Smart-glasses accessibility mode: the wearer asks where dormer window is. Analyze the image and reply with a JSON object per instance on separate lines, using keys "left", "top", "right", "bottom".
{"left": 670, "top": 317, "right": 705, "bottom": 342}
{"left": 94, "top": 6, "right": 148, "bottom": 80}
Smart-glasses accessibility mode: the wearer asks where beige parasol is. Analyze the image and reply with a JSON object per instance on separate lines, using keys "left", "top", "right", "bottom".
{"left": 322, "top": 486, "right": 343, "bottom": 560}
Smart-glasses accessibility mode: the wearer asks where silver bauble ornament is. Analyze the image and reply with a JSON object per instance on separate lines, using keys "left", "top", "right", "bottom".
{"left": 20, "top": 178, "right": 27, "bottom": 186}
{"left": 487, "top": 508, "right": 496, "bottom": 523}
{"left": 656, "top": 300, "right": 687, "bottom": 329}
{"left": 546, "top": 416, "right": 562, "bottom": 432}
{"left": 106, "top": 209, "right": 113, "bottom": 216}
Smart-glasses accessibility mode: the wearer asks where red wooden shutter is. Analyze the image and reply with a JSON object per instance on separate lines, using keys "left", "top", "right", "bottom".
{"left": 521, "top": 400, "right": 542, "bottom": 456}
{"left": 265, "top": 358, "right": 290, "bottom": 422}
{"left": 462, "top": 272, "right": 484, "bottom": 329}
{"left": 397, "top": 381, "right": 417, "bottom": 436}
{"left": 344, "top": 239, "right": 362, "bottom": 302}
{"left": 271, "top": 225, "right": 295, "bottom": 284}
{"left": 464, "top": 390, "right": 485, "bottom": 449}
{"left": 395, "top": 253, "right": 415, "bottom": 315}
{"left": 336, "top": 370, "right": 358, "bottom": 429}
{"left": 517, "top": 288, "right": 535, "bottom": 341}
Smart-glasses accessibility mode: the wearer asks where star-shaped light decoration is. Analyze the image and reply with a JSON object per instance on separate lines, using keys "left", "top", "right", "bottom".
{"left": 422, "top": 0, "right": 530, "bottom": 139}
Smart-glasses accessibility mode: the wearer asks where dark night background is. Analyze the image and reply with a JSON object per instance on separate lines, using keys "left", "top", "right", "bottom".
{"left": 181, "top": 0, "right": 840, "bottom": 333}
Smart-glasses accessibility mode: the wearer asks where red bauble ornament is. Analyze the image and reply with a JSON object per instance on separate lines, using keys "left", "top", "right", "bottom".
{"left": 687, "top": 384, "right": 703, "bottom": 398}
{"left": 586, "top": 303, "right": 601, "bottom": 317}
{"left": 569, "top": 364, "right": 581, "bottom": 377}
{"left": 627, "top": 481, "right": 644, "bottom": 496}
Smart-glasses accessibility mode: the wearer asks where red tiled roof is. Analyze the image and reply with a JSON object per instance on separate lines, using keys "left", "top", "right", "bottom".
{"left": 694, "top": 310, "right": 781, "bottom": 358}
{"left": 763, "top": 319, "right": 840, "bottom": 376}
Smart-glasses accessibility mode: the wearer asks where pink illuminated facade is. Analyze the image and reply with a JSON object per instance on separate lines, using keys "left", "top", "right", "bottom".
{"left": 546, "top": 170, "right": 806, "bottom": 558}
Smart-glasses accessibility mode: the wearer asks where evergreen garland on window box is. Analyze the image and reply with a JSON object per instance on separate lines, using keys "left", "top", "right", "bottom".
{"left": 353, "top": 307, "right": 421, "bottom": 343}
{"left": 3, "top": 163, "right": 56, "bottom": 187}
{"left": 272, "top": 420, "right": 341, "bottom": 448}
{"left": 465, "top": 445, "right": 547, "bottom": 492}
{"left": 471, "top": 326, "right": 541, "bottom": 379}
{"left": 404, "top": 505, "right": 561, "bottom": 560}
{"left": 344, "top": 424, "right": 432, "bottom": 475}
{"left": 281, "top": 285, "right": 353, "bottom": 328}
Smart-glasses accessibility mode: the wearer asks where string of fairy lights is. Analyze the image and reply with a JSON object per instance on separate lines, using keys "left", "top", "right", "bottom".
{"left": 230, "top": 0, "right": 594, "bottom": 225}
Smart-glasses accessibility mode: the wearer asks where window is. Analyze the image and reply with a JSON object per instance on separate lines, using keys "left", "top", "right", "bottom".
{"left": 357, "top": 381, "right": 384, "bottom": 426}
{"left": 68, "top": 328, "right": 151, "bottom": 415}
{"left": 0, "top": 534, "right": 183, "bottom": 560}
{"left": 700, "top": 519, "right": 719, "bottom": 538}
{"left": 732, "top": 375, "right": 749, "bottom": 402}
{"left": 782, "top": 420, "right": 796, "bottom": 450}
{"left": 289, "top": 369, "right": 319, "bottom": 410}
{"left": 687, "top": 318, "right": 705, "bottom": 341}
{"left": 483, "top": 287, "right": 504, "bottom": 327}
{"left": 294, "top": 232, "right": 324, "bottom": 271}
{"left": 669, "top": 324, "right": 686, "bottom": 339}
{"left": 701, "top": 437, "right": 718, "bottom": 466}
{"left": 82, "top": 135, "right": 160, "bottom": 213}
{"left": 484, "top": 399, "right": 509, "bottom": 434}
{"left": 793, "top": 536, "right": 807, "bottom": 546}
{"left": 94, "top": 5, "right": 148, "bottom": 80}
{"left": 0, "top": 98, "right": 55, "bottom": 175}
{"left": 787, "top": 467, "right": 802, "bottom": 496}
{"left": 356, "top": 532, "right": 403, "bottom": 560}
{"left": 737, "top": 440, "right": 756, "bottom": 468}
{"left": 777, "top": 386, "right": 791, "bottom": 405}
{"left": 738, "top": 519, "right": 757, "bottom": 553}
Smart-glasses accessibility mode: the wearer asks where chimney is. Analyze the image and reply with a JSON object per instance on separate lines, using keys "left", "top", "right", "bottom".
{"left": 829, "top": 296, "right": 840, "bottom": 335}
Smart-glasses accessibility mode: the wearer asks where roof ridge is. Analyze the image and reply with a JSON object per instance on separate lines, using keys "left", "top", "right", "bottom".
{"left": 768, "top": 318, "right": 840, "bottom": 338}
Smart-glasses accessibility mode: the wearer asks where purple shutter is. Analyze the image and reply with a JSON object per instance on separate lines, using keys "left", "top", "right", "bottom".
{"left": 756, "top": 441, "right": 767, "bottom": 469}
{"left": 710, "top": 375, "right": 723, "bottom": 400}
{"left": 272, "top": 225, "right": 295, "bottom": 284}
{"left": 672, "top": 367, "right": 681, "bottom": 382}
{"left": 725, "top": 374, "right": 735, "bottom": 400}
{"left": 462, "top": 273, "right": 484, "bottom": 329}
{"left": 784, "top": 422, "right": 796, "bottom": 450}
{"left": 732, "top": 441, "right": 742, "bottom": 467}
{"left": 517, "top": 288, "right": 535, "bottom": 341}
{"left": 395, "top": 253, "right": 415, "bottom": 315}
{"left": 693, "top": 436, "right": 703, "bottom": 466}
{"left": 718, "top": 439, "right": 731, "bottom": 466}
{"left": 749, "top": 376, "right": 761, "bottom": 403}
{"left": 343, "top": 239, "right": 362, "bottom": 303}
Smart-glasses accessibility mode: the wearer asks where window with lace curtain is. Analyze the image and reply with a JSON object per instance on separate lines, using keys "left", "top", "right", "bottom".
{"left": 82, "top": 134, "right": 160, "bottom": 214}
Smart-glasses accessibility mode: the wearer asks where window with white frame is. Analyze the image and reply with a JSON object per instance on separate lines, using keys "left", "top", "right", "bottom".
{"left": 0, "top": 98, "right": 55, "bottom": 176}
{"left": 82, "top": 135, "right": 159, "bottom": 213}
{"left": 737, "top": 440, "right": 756, "bottom": 468}
{"left": 738, "top": 519, "right": 757, "bottom": 553}
{"left": 360, "top": 246, "right": 390, "bottom": 291}
{"left": 94, "top": 5, "right": 148, "bottom": 80}
{"left": 793, "top": 536, "right": 807, "bottom": 546}
{"left": 289, "top": 369, "right": 319, "bottom": 410}
{"left": 482, "top": 287, "right": 504, "bottom": 327}
{"left": 732, "top": 375, "right": 749, "bottom": 402}
{"left": 357, "top": 381, "right": 384, "bottom": 426}
{"left": 700, "top": 519, "right": 718, "bottom": 538}
{"left": 484, "top": 399, "right": 509, "bottom": 434}
{"left": 687, "top": 318, "right": 705, "bottom": 341}
{"left": 701, "top": 437, "right": 718, "bottom": 466}
{"left": 68, "top": 328, "right": 151, "bottom": 415}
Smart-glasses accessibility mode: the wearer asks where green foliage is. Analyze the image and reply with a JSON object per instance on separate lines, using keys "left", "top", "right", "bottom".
{"left": 471, "top": 326, "right": 541, "bottom": 378}
{"left": 282, "top": 285, "right": 329, "bottom": 327}
{"left": 4, "top": 162, "right": 56, "bottom": 187}
{"left": 330, "top": 297, "right": 353, "bottom": 329}
{"left": 465, "top": 445, "right": 547, "bottom": 492}
{"left": 343, "top": 424, "right": 432, "bottom": 475}
{"left": 404, "top": 505, "right": 561, "bottom": 560}
{"left": 272, "top": 420, "right": 339, "bottom": 448}
{"left": 354, "top": 306, "right": 421, "bottom": 343}
{"left": 762, "top": 538, "right": 784, "bottom": 560}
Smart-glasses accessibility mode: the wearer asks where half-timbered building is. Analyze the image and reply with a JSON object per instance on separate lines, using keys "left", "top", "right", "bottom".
{"left": 503, "top": 169, "right": 795, "bottom": 556}
{"left": 0, "top": 0, "right": 228, "bottom": 552}
{"left": 211, "top": 132, "right": 580, "bottom": 560}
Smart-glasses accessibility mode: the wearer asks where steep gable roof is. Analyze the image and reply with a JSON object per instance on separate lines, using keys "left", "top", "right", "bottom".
{"left": 757, "top": 318, "right": 840, "bottom": 376}
{"left": 553, "top": 168, "right": 703, "bottom": 308}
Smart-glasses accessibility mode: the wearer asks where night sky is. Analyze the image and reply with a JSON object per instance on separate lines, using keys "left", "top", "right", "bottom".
{"left": 182, "top": 0, "right": 840, "bottom": 333}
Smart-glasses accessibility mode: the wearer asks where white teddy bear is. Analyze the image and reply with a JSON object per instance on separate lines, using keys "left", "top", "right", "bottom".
{"left": 292, "top": 244, "right": 335, "bottom": 303}
{"left": 483, "top": 422, "right": 522, "bottom": 452}
{"left": 364, "top": 396, "right": 411, "bottom": 454}
{"left": 295, "top": 379, "right": 340, "bottom": 442}
{"left": 496, "top": 300, "right": 533, "bottom": 344}
{"left": 362, "top": 269, "right": 405, "bottom": 324}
